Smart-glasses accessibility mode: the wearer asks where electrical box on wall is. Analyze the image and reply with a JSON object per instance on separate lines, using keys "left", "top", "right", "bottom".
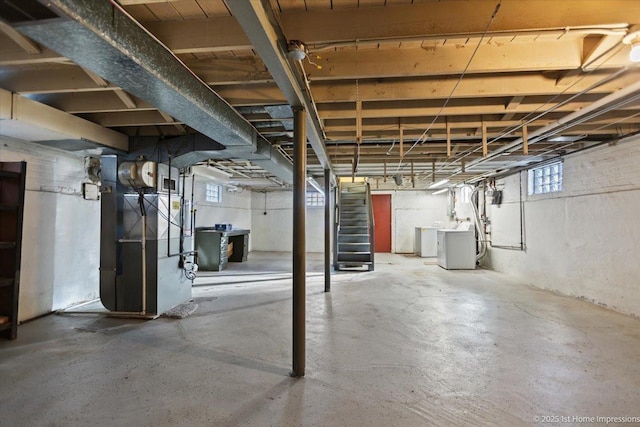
{"left": 82, "top": 182, "right": 100, "bottom": 200}
{"left": 492, "top": 190, "right": 503, "bottom": 205}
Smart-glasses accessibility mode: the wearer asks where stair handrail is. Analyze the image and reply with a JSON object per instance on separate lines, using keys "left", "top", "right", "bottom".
{"left": 333, "top": 181, "right": 341, "bottom": 269}
{"left": 365, "top": 182, "right": 375, "bottom": 270}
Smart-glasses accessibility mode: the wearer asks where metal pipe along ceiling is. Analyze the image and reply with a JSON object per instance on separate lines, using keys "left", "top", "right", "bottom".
{"left": 459, "top": 77, "right": 640, "bottom": 175}
{"left": 15, "top": 0, "right": 294, "bottom": 183}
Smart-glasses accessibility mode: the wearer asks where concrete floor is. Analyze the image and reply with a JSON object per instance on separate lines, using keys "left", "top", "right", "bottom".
{"left": 1, "top": 253, "right": 639, "bottom": 427}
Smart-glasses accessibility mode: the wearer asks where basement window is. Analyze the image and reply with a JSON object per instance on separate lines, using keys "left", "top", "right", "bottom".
{"left": 205, "top": 183, "right": 222, "bottom": 203}
{"left": 306, "top": 192, "right": 325, "bottom": 207}
{"left": 528, "top": 161, "right": 563, "bottom": 195}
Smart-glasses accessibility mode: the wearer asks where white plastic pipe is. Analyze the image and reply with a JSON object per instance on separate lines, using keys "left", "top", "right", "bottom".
{"left": 464, "top": 77, "right": 640, "bottom": 172}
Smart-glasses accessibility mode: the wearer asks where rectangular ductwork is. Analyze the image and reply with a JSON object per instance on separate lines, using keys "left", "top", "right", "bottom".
{"left": 14, "top": 0, "right": 294, "bottom": 183}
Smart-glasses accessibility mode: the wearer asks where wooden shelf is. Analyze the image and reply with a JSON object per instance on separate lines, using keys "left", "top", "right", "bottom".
{"left": 0, "top": 161, "right": 26, "bottom": 340}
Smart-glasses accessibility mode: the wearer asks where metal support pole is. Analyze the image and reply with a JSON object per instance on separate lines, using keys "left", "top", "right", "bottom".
{"left": 141, "top": 214, "right": 147, "bottom": 315}
{"left": 324, "top": 168, "right": 331, "bottom": 293}
{"left": 292, "top": 107, "right": 306, "bottom": 378}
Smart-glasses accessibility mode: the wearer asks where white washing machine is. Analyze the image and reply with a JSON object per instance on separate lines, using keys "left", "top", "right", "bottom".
{"left": 414, "top": 226, "right": 439, "bottom": 257}
{"left": 437, "top": 223, "right": 476, "bottom": 270}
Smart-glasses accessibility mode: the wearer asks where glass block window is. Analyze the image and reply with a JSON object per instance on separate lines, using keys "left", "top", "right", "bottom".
{"left": 205, "top": 183, "right": 222, "bottom": 203}
{"left": 459, "top": 186, "right": 472, "bottom": 203}
{"left": 306, "top": 192, "right": 325, "bottom": 207}
{"left": 528, "top": 161, "right": 563, "bottom": 195}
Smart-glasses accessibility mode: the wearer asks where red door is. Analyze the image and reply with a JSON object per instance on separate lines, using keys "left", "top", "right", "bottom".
{"left": 372, "top": 194, "right": 391, "bottom": 252}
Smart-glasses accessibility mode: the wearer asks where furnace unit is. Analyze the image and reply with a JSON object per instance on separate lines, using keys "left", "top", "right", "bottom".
{"left": 99, "top": 155, "right": 195, "bottom": 317}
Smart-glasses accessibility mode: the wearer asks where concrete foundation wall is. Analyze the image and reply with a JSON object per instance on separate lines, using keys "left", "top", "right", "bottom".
{"left": 483, "top": 137, "right": 640, "bottom": 317}
{"left": 0, "top": 137, "right": 100, "bottom": 321}
{"left": 251, "top": 188, "right": 453, "bottom": 254}
{"left": 250, "top": 191, "right": 327, "bottom": 252}
{"left": 192, "top": 176, "right": 252, "bottom": 247}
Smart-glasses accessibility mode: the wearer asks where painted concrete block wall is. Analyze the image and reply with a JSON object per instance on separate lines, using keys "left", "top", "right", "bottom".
{"left": 484, "top": 138, "right": 640, "bottom": 317}
{"left": 0, "top": 137, "right": 100, "bottom": 321}
{"left": 250, "top": 191, "right": 327, "bottom": 252}
{"left": 192, "top": 176, "right": 252, "bottom": 247}
{"left": 251, "top": 189, "right": 453, "bottom": 254}
{"left": 372, "top": 190, "right": 451, "bottom": 253}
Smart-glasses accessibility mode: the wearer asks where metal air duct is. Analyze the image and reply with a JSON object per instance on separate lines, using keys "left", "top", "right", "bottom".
{"left": 14, "top": 0, "right": 294, "bottom": 182}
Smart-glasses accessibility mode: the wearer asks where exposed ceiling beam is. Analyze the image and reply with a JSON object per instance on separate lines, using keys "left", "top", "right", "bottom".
{"left": 322, "top": 111, "right": 640, "bottom": 129}
{"left": 80, "top": 110, "right": 182, "bottom": 127}
{"left": 0, "top": 67, "right": 118, "bottom": 94}
{"left": 81, "top": 67, "right": 109, "bottom": 87}
{"left": 130, "top": 2, "right": 638, "bottom": 54}
{"left": 212, "top": 70, "right": 640, "bottom": 104}
{"left": 29, "top": 92, "right": 154, "bottom": 113}
{"left": 502, "top": 96, "right": 525, "bottom": 121}
{"left": 189, "top": 42, "right": 628, "bottom": 83}
{"left": 303, "top": 42, "right": 587, "bottom": 81}
{"left": 317, "top": 100, "right": 606, "bottom": 120}
{"left": 186, "top": 57, "right": 272, "bottom": 85}
{"left": 113, "top": 89, "right": 137, "bottom": 109}
{"left": 0, "top": 34, "right": 67, "bottom": 65}
{"left": 324, "top": 119, "right": 553, "bottom": 132}
{"left": 227, "top": 0, "right": 334, "bottom": 177}
{"left": 281, "top": 1, "right": 639, "bottom": 45}
{"left": 0, "top": 18, "right": 40, "bottom": 54}
{"left": 0, "top": 88, "right": 127, "bottom": 150}
{"left": 3, "top": 1, "right": 636, "bottom": 64}
{"left": 581, "top": 34, "right": 626, "bottom": 70}
{"left": 12, "top": 66, "right": 636, "bottom": 108}
{"left": 454, "top": 78, "right": 640, "bottom": 176}
{"left": 2, "top": 40, "right": 628, "bottom": 89}
{"left": 143, "top": 15, "right": 251, "bottom": 54}
{"left": 158, "top": 110, "right": 187, "bottom": 133}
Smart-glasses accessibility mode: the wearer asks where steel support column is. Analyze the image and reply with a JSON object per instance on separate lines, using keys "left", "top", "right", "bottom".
{"left": 324, "top": 168, "right": 331, "bottom": 293}
{"left": 292, "top": 107, "right": 306, "bottom": 377}
{"left": 226, "top": 0, "right": 335, "bottom": 186}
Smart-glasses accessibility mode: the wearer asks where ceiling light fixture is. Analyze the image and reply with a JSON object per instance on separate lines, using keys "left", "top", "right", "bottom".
{"left": 432, "top": 188, "right": 449, "bottom": 195}
{"left": 306, "top": 176, "right": 324, "bottom": 195}
{"left": 428, "top": 178, "right": 449, "bottom": 189}
{"left": 622, "top": 29, "right": 640, "bottom": 63}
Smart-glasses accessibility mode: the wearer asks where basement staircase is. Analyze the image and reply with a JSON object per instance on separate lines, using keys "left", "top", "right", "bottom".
{"left": 334, "top": 182, "right": 375, "bottom": 271}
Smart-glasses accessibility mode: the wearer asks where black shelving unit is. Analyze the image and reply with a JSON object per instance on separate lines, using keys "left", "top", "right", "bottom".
{"left": 0, "top": 162, "right": 26, "bottom": 340}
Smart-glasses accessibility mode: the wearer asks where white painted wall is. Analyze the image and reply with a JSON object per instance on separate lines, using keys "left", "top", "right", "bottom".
{"left": 251, "top": 188, "right": 453, "bottom": 254}
{"left": 250, "top": 191, "right": 327, "bottom": 252}
{"left": 483, "top": 137, "right": 640, "bottom": 317}
{"left": 0, "top": 137, "right": 100, "bottom": 321}
{"left": 192, "top": 175, "right": 252, "bottom": 244}
{"left": 371, "top": 190, "right": 452, "bottom": 253}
